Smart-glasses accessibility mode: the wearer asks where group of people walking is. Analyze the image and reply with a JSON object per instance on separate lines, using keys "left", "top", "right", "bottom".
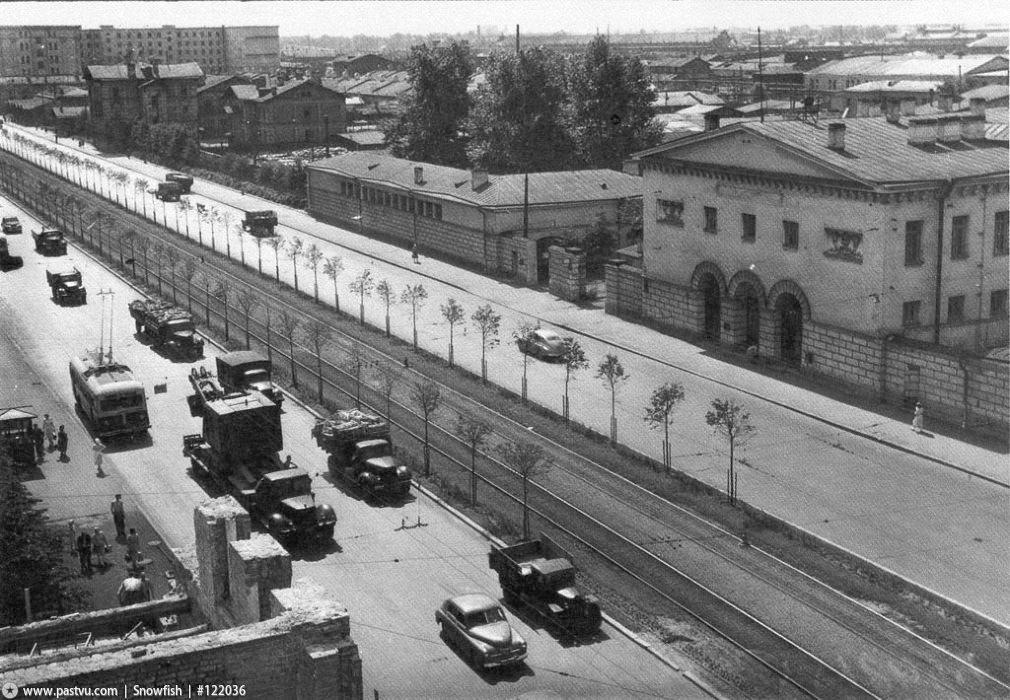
{"left": 72, "top": 494, "right": 140, "bottom": 575}
{"left": 30, "top": 414, "right": 69, "bottom": 463}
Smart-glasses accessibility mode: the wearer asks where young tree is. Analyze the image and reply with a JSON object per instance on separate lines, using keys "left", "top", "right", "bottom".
{"left": 559, "top": 337, "right": 588, "bottom": 423}
{"left": 499, "top": 440, "right": 549, "bottom": 540}
{"left": 266, "top": 235, "right": 284, "bottom": 282}
{"left": 411, "top": 379, "right": 441, "bottom": 476}
{"left": 455, "top": 413, "right": 491, "bottom": 506}
{"left": 177, "top": 197, "right": 192, "bottom": 239}
{"left": 349, "top": 269, "right": 374, "bottom": 325}
{"left": 303, "top": 319, "right": 331, "bottom": 403}
{"left": 180, "top": 258, "right": 198, "bottom": 313}
{"left": 303, "top": 243, "right": 325, "bottom": 302}
{"left": 163, "top": 247, "right": 180, "bottom": 303}
{"left": 440, "top": 298, "right": 465, "bottom": 368}
{"left": 323, "top": 255, "right": 344, "bottom": 312}
{"left": 597, "top": 353, "right": 630, "bottom": 443}
{"left": 645, "top": 382, "right": 685, "bottom": 473}
{"left": 235, "top": 288, "right": 259, "bottom": 349}
{"left": 705, "top": 399, "right": 756, "bottom": 506}
{"left": 286, "top": 236, "right": 305, "bottom": 293}
{"left": 213, "top": 279, "right": 231, "bottom": 341}
{"left": 400, "top": 283, "right": 428, "bottom": 348}
{"left": 346, "top": 343, "right": 366, "bottom": 409}
{"left": 370, "top": 361, "right": 403, "bottom": 420}
{"left": 470, "top": 304, "right": 501, "bottom": 384}
{"left": 133, "top": 178, "right": 149, "bottom": 217}
{"left": 375, "top": 279, "right": 396, "bottom": 337}
{"left": 218, "top": 210, "right": 234, "bottom": 258}
{"left": 277, "top": 310, "right": 301, "bottom": 388}
{"left": 136, "top": 237, "right": 151, "bottom": 285}
{"left": 512, "top": 323, "right": 538, "bottom": 402}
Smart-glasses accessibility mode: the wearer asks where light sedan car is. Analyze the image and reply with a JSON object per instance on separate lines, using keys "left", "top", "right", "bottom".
{"left": 436, "top": 593, "right": 527, "bottom": 670}
{"left": 516, "top": 328, "right": 565, "bottom": 360}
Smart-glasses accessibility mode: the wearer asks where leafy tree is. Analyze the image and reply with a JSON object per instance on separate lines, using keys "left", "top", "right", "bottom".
{"left": 213, "top": 279, "right": 231, "bottom": 340}
{"left": 370, "top": 361, "right": 403, "bottom": 419}
{"left": 559, "top": 337, "right": 588, "bottom": 422}
{"left": 235, "top": 288, "right": 259, "bottom": 349}
{"left": 470, "top": 304, "right": 501, "bottom": 384}
{"left": 346, "top": 344, "right": 367, "bottom": 408}
{"left": 440, "top": 298, "right": 465, "bottom": 368}
{"left": 349, "top": 269, "right": 374, "bottom": 325}
{"left": 304, "top": 243, "right": 325, "bottom": 302}
{"left": 303, "top": 319, "right": 331, "bottom": 403}
{"left": 512, "top": 323, "right": 538, "bottom": 402}
{"left": 385, "top": 41, "right": 473, "bottom": 167}
{"left": 180, "top": 258, "right": 198, "bottom": 313}
{"left": 286, "top": 236, "right": 305, "bottom": 293}
{"left": 323, "top": 255, "right": 344, "bottom": 312}
{"left": 645, "top": 382, "right": 685, "bottom": 473}
{"left": 400, "top": 283, "right": 428, "bottom": 348}
{"left": 277, "top": 310, "right": 301, "bottom": 388}
{"left": 455, "top": 414, "right": 492, "bottom": 506}
{"left": 597, "top": 353, "right": 630, "bottom": 443}
{"left": 266, "top": 236, "right": 284, "bottom": 281}
{"left": 376, "top": 279, "right": 396, "bottom": 337}
{"left": 411, "top": 379, "right": 441, "bottom": 476}
{"left": 499, "top": 440, "right": 549, "bottom": 540}
{"left": 705, "top": 399, "right": 756, "bottom": 506}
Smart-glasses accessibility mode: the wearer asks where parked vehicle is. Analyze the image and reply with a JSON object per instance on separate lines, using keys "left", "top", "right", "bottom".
{"left": 312, "top": 409, "right": 411, "bottom": 499}
{"left": 516, "top": 328, "right": 565, "bottom": 360}
{"left": 242, "top": 210, "right": 278, "bottom": 237}
{"left": 165, "top": 172, "right": 193, "bottom": 193}
{"left": 435, "top": 593, "right": 528, "bottom": 670}
{"left": 32, "top": 229, "right": 68, "bottom": 256}
{"left": 215, "top": 351, "right": 283, "bottom": 406}
{"left": 183, "top": 367, "right": 336, "bottom": 545}
{"left": 488, "top": 534, "right": 602, "bottom": 637}
{"left": 69, "top": 354, "right": 150, "bottom": 440}
{"left": 154, "top": 182, "right": 182, "bottom": 202}
{"left": 0, "top": 236, "right": 23, "bottom": 271}
{"left": 0, "top": 407, "right": 38, "bottom": 470}
{"left": 46, "top": 265, "right": 87, "bottom": 305}
{"left": 2, "top": 216, "right": 22, "bottom": 234}
{"left": 128, "top": 299, "right": 204, "bottom": 359}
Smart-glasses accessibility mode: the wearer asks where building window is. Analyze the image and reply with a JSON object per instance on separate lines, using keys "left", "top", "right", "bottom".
{"left": 904, "top": 220, "right": 923, "bottom": 266}
{"left": 783, "top": 220, "right": 798, "bottom": 250}
{"left": 434, "top": 204, "right": 442, "bottom": 220}
{"left": 741, "top": 213, "right": 756, "bottom": 242}
{"left": 992, "top": 290, "right": 1009, "bottom": 319}
{"left": 950, "top": 215, "right": 969, "bottom": 259}
{"left": 994, "top": 210, "right": 1009, "bottom": 256}
{"left": 947, "top": 295, "right": 965, "bottom": 323}
{"left": 656, "top": 199, "right": 683, "bottom": 226}
{"left": 902, "top": 300, "right": 921, "bottom": 327}
{"left": 703, "top": 206, "right": 718, "bottom": 233}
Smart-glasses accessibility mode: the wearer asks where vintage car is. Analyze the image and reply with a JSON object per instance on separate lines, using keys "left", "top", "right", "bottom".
{"left": 2, "top": 216, "right": 22, "bottom": 234}
{"left": 32, "top": 229, "right": 68, "bottom": 256}
{"left": 516, "top": 328, "right": 566, "bottom": 360}
{"left": 435, "top": 593, "right": 527, "bottom": 670}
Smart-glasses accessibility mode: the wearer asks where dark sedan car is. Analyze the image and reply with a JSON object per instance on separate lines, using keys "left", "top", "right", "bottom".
{"left": 2, "top": 217, "right": 22, "bottom": 234}
{"left": 436, "top": 593, "right": 527, "bottom": 670}
{"left": 516, "top": 328, "right": 565, "bottom": 360}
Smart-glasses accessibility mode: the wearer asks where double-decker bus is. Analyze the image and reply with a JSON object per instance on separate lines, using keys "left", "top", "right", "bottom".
{"left": 69, "top": 354, "right": 150, "bottom": 440}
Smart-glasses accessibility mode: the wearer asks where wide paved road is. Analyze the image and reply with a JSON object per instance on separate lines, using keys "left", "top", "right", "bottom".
{"left": 0, "top": 195, "right": 713, "bottom": 699}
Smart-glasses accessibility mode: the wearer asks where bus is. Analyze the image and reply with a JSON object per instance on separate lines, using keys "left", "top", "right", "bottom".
{"left": 69, "top": 354, "right": 150, "bottom": 440}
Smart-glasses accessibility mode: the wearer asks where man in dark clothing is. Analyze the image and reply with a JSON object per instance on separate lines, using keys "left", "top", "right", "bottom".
{"left": 32, "top": 424, "right": 44, "bottom": 463}
{"left": 57, "top": 426, "right": 69, "bottom": 461}
{"left": 76, "top": 530, "right": 92, "bottom": 573}
{"left": 111, "top": 494, "right": 126, "bottom": 538}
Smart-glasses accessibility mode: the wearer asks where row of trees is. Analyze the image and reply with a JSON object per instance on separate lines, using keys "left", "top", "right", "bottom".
{"left": 386, "top": 36, "right": 663, "bottom": 172}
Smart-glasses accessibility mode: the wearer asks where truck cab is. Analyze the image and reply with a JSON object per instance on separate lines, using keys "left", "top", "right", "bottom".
{"left": 32, "top": 229, "right": 68, "bottom": 256}
{"left": 165, "top": 172, "right": 193, "bottom": 194}
{"left": 247, "top": 469, "right": 336, "bottom": 544}
{"left": 155, "top": 182, "right": 182, "bottom": 202}
{"left": 215, "top": 351, "right": 283, "bottom": 406}
{"left": 241, "top": 210, "right": 278, "bottom": 237}
{"left": 46, "top": 265, "right": 87, "bottom": 305}
{"left": 350, "top": 439, "right": 412, "bottom": 498}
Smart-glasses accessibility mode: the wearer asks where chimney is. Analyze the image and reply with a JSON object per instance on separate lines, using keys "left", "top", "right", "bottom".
{"left": 703, "top": 113, "right": 720, "bottom": 131}
{"left": 960, "top": 113, "right": 985, "bottom": 140}
{"left": 413, "top": 166, "right": 424, "bottom": 185}
{"left": 885, "top": 100, "right": 901, "bottom": 124}
{"left": 907, "top": 116, "right": 937, "bottom": 146}
{"left": 827, "top": 122, "right": 846, "bottom": 150}
{"left": 969, "top": 97, "right": 986, "bottom": 119}
{"left": 899, "top": 98, "right": 916, "bottom": 116}
{"left": 471, "top": 168, "right": 488, "bottom": 190}
{"left": 936, "top": 114, "right": 961, "bottom": 143}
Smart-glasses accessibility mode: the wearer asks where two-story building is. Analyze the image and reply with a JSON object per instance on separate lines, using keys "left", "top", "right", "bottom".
{"left": 84, "top": 61, "right": 202, "bottom": 139}
{"left": 609, "top": 106, "right": 1008, "bottom": 430}
{"left": 223, "top": 77, "right": 346, "bottom": 150}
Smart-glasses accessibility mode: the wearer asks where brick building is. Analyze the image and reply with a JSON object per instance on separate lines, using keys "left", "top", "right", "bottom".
{"left": 306, "top": 153, "right": 642, "bottom": 285}
{"left": 608, "top": 109, "right": 1008, "bottom": 430}
{"left": 223, "top": 77, "right": 346, "bottom": 150}
{"left": 84, "top": 61, "right": 203, "bottom": 139}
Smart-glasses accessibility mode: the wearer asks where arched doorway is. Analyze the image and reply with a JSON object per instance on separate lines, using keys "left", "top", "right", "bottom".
{"left": 778, "top": 295, "right": 804, "bottom": 365}
{"left": 699, "top": 274, "right": 721, "bottom": 340}
{"left": 743, "top": 294, "right": 761, "bottom": 347}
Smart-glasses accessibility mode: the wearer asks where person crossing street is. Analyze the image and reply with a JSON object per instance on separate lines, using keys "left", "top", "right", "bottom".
{"left": 42, "top": 413, "right": 56, "bottom": 450}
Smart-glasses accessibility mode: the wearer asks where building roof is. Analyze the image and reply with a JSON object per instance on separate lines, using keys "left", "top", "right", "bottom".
{"left": 8, "top": 96, "right": 51, "bottom": 110}
{"left": 198, "top": 74, "right": 244, "bottom": 93}
{"left": 653, "top": 91, "right": 724, "bottom": 109}
{"left": 86, "top": 62, "right": 204, "bottom": 80}
{"left": 338, "top": 130, "right": 386, "bottom": 146}
{"left": 807, "top": 54, "right": 1007, "bottom": 78}
{"left": 735, "top": 99, "right": 796, "bottom": 114}
{"left": 960, "top": 84, "right": 1010, "bottom": 101}
{"left": 637, "top": 116, "right": 1008, "bottom": 186}
{"left": 229, "top": 84, "right": 260, "bottom": 101}
{"left": 967, "top": 34, "right": 1009, "bottom": 49}
{"left": 53, "top": 105, "right": 87, "bottom": 118}
{"left": 843, "top": 80, "right": 946, "bottom": 94}
{"left": 308, "top": 153, "right": 641, "bottom": 208}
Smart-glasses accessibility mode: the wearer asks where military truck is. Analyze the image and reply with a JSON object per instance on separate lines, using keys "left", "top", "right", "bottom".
{"left": 46, "top": 265, "right": 87, "bottom": 305}
{"left": 182, "top": 367, "right": 336, "bottom": 545}
{"left": 241, "top": 210, "right": 278, "bottom": 237}
{"left": 0, "top": 237, "right": 23, "bottom": 271}
{"left": 32, "top": 229, "right": 68, "bottom": 256}
{"left": 215, "top": 351, "right": 283, "bottom": 407}
{"left": 165, "top": 172, "right": 193, "bottom": 194}
{"left": 311, "top": 409, "right": 412, "bottom": 500}
{"left": 488, "top": 534, "right": 602, "bottom": 637}
{"left": 2, "top": 216, "right": 22, "bottom": 234}
{"left": 128, "top": 299, "right": 204, "bottom": 359}
{"left": 154, "top": 182, "right": 182, "bottom": 202}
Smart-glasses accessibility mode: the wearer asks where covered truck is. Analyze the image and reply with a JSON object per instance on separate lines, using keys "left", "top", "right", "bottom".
{"left": 46, "top": 265, "right": 87, "bottom": 305}
{"left": 154, "top": 182, "right": 182, "bottom": 202}
{"left": 165, "top": 172, "right": 193, "bottom": 193}
{"left": 488, "top": 534, "right": 602, "bottom": 637}
{"left": 312, "top": 409, "right": 412, "bottom": 499}
{"left": 128, "top": 299, "right": 204, "bottom": 359}
{"left": 183, "top": 367, "right": 335, "bottom": 545}
{"left": 215, "top": 351, "right": 283, "bottom": 406}
{"left": 241, "top": 210, "right": 277, "bottom": 237}
{"left": 32, "top": 229, "right": 67, "bottom": 255}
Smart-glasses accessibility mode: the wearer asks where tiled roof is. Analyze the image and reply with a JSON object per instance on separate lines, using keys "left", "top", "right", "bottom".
{"left": 639, "top": 116, "right": 1008, "bottom": 185}
{"left": 308, "top": 153, "right": 641, "bottom": 208}
{"left": 87, "top": 62, "right": 203, "bottom": 80}
{"left": 844, "top": 80, "right": 945, "bottom": 94}
{"left": 807, "top": 54, "right": 1006, "bottom": 78}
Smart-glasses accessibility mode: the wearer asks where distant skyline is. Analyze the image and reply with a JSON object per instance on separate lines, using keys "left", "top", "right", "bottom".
{"left": 5, "top": 1, "right": 1008, "bottom": 37}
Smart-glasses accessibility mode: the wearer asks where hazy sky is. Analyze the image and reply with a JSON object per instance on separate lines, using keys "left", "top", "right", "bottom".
{"left": 5, "top": 1, "right": 1008, "bottom": 37}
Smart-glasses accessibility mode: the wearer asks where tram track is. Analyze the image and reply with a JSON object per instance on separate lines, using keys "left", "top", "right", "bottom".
{"left": 3, "top": 144, "right": 1006, "bottom": 699}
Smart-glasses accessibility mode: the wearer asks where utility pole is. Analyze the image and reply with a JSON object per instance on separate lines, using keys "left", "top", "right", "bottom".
{"left": 757, "top": 26, "right": 764, "bottom": 124}
{"left": 518, "top": 25, "right": 529, "bottom": 240}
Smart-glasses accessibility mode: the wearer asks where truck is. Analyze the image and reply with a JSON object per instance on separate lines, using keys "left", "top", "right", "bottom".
{"left": 183, "top": 367, "right": 336, "bottom": 545}
{"left": 154, "top": 182, "right": 182, "bottom": 202}
{"left": 2, "top": 216, "right": 22, "bottom": 234}
{"left": 0, "top": 236, "right": 23, "bottom": 271}
{"left": 241, "top": 210, "right": 277, "bottom": 237}
{"left": 32, "top": 229, "right": 68, "bottom": 256}
{"left": 215, "top": 351, "right": 283, "bottom": 407}
{"left": 128, "top": 299, "right": 204, "bottom": 359}
{"left": 488, "top": 534, "right": 602, "bottom": 637}
{"left": 165, "top": 172, "right": 193, "bottom": 194}
{"left": 46, "top": 265, "right": 87, "bottom": 305}
{"left": 311, "top": 409, "right": 412, "bottom": 500}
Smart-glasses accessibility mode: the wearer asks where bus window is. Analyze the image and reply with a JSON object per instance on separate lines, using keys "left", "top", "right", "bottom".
{"left": 100, "top": 393, "right": 142, "bottom": 411}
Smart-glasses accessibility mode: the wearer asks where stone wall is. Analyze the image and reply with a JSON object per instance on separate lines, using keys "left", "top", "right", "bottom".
{"left": 604, "top": 262, "right": 643, "bottom": 318}
{"left": 548, "top": 246, "right": 586, "bottom": 301}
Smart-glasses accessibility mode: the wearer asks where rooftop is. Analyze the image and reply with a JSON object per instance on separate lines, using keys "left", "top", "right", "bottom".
{"left": 86, "top": 62, "right": 204, "bottom": 81}
{"left": 807, "top": 54, "right": 1007, "bottom": 78}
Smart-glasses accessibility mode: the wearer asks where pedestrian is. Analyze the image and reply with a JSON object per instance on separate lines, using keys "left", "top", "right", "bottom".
{"left": 42, "top": 413, "right": 56, "bottom": 450}
{"left": 411, "top": 241, "right": 420, "bottom": 264}
{"left": 912, "top": 402, "right": 925, "bottom": 434}
{"left": 111, "top": 494, "right": 126, "bottom": 538}
{"left": 93, "top": 437, "right": 105, "bottom": 476}
{"left": 92, "top": 527, "right": 109, "bottom": 568}
{"left": 118, "top": 572, "right": 147, "bottom": 606}
{"left": 57, "top": 425, "right": 68, "bottom": 461}
{"left": 126, "top": 527, "right": 141, "bottom": 570}
{"left": 76, "top": 529, "right": 92, "bottom": 574}
{"left": 32, "top": 423, "right": 44, "bottom": 463}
